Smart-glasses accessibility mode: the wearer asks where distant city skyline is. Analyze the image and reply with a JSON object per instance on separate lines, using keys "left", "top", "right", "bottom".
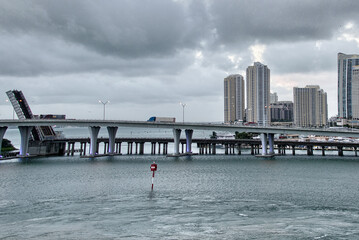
{"left": 0, "top": 1, "right": 359, "bottom": 122}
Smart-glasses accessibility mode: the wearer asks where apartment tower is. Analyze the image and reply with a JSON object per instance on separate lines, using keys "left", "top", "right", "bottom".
{"left": 293, "top": 85, "right": 328, "bottom": 127}
{"left": 338, "top": 52, "right": 359, "bottom": 119}
{"left": 246, "top": 62, "right": 270, "bottom": 126}
{"left": 224, "top": 74, "right": 245, "bottom": 123}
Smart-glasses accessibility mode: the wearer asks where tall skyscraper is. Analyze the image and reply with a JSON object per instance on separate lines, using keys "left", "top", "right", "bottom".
{"left": 224, "top": 74, "right": 245, "bottom": 123}
{"left": 246, "top": 62, "right": 270, "bottom": 126}
{"left": 293, "top": 85, "right": 328, "bottom": 127}
{"left": 338, "top": 52, "right": 359, "bottom": 119}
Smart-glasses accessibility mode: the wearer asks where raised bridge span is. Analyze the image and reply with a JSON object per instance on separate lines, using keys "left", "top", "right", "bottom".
{"left": 1, "top": 119, "right": 359, "bottom": 157}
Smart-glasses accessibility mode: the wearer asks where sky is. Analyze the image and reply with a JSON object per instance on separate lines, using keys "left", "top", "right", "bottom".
{"left": 1, "top": 0, "right": 359, "bottom": 122}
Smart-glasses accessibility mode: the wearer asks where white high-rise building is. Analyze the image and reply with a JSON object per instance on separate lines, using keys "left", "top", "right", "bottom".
{"left": 224, "top": 74, "right": 245, "bottom": 123}
{"left": 246, "top": 62, "right": 270, "bottom": 126}
{"left": 338, "top": 52, "right": 359, "bottom": 119}
{"left": 293, "top": 85, "right": 328, "bottom": 127}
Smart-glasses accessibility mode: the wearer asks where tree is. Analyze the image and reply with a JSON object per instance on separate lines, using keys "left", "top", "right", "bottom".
{"left": 1, "top": 139, "right": 16, "bottom": 151}
{"left": 210, "top": 131, "right": 217, "bottom": 139}
{"left": 234, "top": 131, "right": 257, "bottom": 139}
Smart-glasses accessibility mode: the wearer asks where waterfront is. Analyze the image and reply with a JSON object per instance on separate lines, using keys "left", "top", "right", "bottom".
{"left": 1, "top": 154, "right": 359, "bottom": 239}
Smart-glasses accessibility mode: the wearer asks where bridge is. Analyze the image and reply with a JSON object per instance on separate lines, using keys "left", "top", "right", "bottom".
{"left": 1, "top": 119, "right": 359, "bottom": 158}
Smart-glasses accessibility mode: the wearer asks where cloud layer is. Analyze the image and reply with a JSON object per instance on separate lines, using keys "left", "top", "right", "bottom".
{"left": 1, "top": 0, "right": 359, "bottom": 121}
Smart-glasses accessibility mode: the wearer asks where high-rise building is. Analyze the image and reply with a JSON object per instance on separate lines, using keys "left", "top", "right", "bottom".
{"left": 338, "top": 52, "right": 359, "bottom": 119}
{"left": 246, "top": 62, "right": 270, "bottom": 126}
{"left": 293, "top": 85, "right": 328, "bottom": 127}
{"left": 270, "top": 101, "right": 293, "bottom": 122}
{"left": 270, "top": 92, "right": 278, "bottom": 104}
{"left": 224, "top": 74, "right": 245, "bottom": 123}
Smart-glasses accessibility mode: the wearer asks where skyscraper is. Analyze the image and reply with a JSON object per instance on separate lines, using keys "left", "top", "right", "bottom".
{"left": 293, "top": 85, "right": 328, "bottom": 127}
{"left": 224, "top": 74, "right": 245, "bottom": 123}
{"left": 338, "top": 52, "right": 359, "bottom": 119}
{"left": 246, "top": 62, "right": 270, "bottom": 126}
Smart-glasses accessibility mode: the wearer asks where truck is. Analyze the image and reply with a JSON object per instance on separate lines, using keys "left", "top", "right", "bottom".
{"left": 147, "top": 117, "right": 176, "bottom": 123}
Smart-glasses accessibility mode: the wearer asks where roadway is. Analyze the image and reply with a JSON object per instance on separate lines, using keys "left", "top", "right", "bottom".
{"left": 1, "top": 119, "right": 359, "bottom": 138}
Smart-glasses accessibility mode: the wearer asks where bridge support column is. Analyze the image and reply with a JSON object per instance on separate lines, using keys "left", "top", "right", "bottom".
{"left": 322, "top": 146, "right": 326, "bottom": 156}
{"left": 212, "top": 143, "right": 216, "bottom": 155}
{"left": 89, "top": 126, "right": 100, "bottom": 156}
{"left": 268, "top": 133, "right": 274, "bottom": 155}
{"left": 84, "top": 142, "right": 87, "bottom": 155}
{"left": 185, "top": 129, "right": 193, "bottom": 154}
{"left": 260, "top": 133, "right": 268, "bottom": 155}
{"left": 173, "top": 129, "right": 181, "bottom": 156}
{"left": 338, "top": 146, "right": 344, "bottom": 156}
{"left": 0, "top": 127, "right": 8, "bottom": 157}
{"left": 292, "top": 145, "right": 295, "bottom": 155}
{"left": 79, "top": 143, "right": 83, "bottom": 156}
{"left": 67, "top": 142, "right": 71, "bottom": 156}
{"left": 107, "top": 127, "right": 118, "bottom": 155}
{"left": 19, "top": 126, "right": 32, "bottom": 157}
{"left": 71, "top": 142, "right": 75, "bottom": 156}
{"left": 139, "top": 142, "right": 145, "bottom": 155}
{"left": 355, "top": 147, "right": 357, "bottom": 157}
{"left": 251, "top": 145, "right": 254, "bottom": 155}
{"left": 307, "top": 145, "right": 313, "bottom": 156}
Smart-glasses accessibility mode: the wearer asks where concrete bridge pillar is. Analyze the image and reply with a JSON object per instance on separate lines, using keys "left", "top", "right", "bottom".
{"left": 355, "top": 147, "right": 357, "bottom": 157}
{"left": 19, "top": 126, "right": 32, "bottom": 157}
{"left": 0, "top": 127, "right": 8, "bottom": 157}
{"left": 292, "top": 145, "right": 295, "bottom": 155}
{"left": 173, "top": 129, "right": 181, "bottom": 155}
{"left": 212, "top": 143, "right": 216, "bottom": 155}
{"left": 89, "top": 126, "right": 100, "bottom": 156}
{"left": 185, "top": 129, "right": 193, "bottom": 154}
{"left": 261, "top": 133, "right": 268, "bottom": 155}
{"left": 84, "top": 142, "right": 87, "bottom": 155}
{"left": 338, "top": 146, "right": 344, "bottom": 156}
{"left": 139, "top": 142, "right": 145, "bottom": 155}
{"left": 107, "top": 127, "right": 118, "bottom": 155}
{"left": 268, "top": 133, "right": 274, "bottom": 155}
{"left": 237, "top": 144, "right": 241, "bottom": 155}
{"left": 307, "top": 145, "right": 313, "bottom": 156}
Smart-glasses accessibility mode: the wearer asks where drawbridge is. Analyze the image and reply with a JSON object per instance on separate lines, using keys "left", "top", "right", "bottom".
{"left": 6, "top": 90, "right": 56, "bottom": 141}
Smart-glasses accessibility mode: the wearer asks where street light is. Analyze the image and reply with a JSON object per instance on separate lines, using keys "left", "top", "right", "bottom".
{"left": 179, "top": 102, "right": 186, "bottom": 123}
{"left": 99, "top": 100, "right": 110, "bottom": 120}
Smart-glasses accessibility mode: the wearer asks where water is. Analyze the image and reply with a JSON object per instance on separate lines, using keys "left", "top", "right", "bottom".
{"left": 1, "top": 154, "right": 359, "bottom": 239}
{"left": 1, "top": 127, "right": 359, "bottom": 239}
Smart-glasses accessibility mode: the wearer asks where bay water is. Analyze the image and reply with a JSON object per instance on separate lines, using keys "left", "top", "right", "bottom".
{"left": 1, "top": 127, "right": 359, "bottom": 239}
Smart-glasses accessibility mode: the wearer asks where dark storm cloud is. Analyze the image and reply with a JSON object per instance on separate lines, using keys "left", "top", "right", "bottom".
{"left": 210, "top": 0, "right": 359, "bottom": 45}
{"left": 1, "top": 0, "right": 358, "bottom": 77}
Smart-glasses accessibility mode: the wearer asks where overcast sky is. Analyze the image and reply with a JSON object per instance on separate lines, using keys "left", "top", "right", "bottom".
{"left": 1, "top": 0, "right": 359, "bottom": 122}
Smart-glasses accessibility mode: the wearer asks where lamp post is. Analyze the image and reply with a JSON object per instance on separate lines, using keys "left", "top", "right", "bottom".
{"left": 99, "top": 100, "right": 110, "bottom": 120}
{"left": 180, "top": 102, "right": 186, "bottom": 123}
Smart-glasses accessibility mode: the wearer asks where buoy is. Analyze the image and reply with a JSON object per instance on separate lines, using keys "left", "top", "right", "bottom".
{"left": 150, "top": 162, "right": 157, "bottom": 190}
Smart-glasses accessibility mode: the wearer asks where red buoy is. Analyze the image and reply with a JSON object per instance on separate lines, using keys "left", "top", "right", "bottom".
{"left": 150, "top": 162, "right": 157, "bottom": 190}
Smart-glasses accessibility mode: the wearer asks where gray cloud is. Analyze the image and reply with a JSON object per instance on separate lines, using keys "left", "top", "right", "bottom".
{"left": 1, "top": 0, "right": 359, "bottom": 120}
